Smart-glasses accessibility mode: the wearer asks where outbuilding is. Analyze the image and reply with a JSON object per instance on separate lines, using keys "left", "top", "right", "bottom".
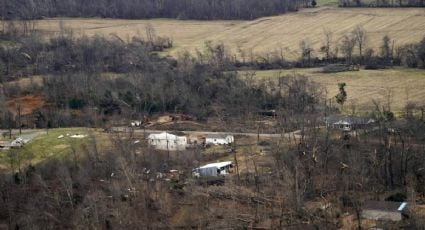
{"left": 147, "top": 132, "right": 187, "bottom": 151}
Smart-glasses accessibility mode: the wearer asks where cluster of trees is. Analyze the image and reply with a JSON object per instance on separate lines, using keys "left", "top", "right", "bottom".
{"left": 0, "top": 0, "right": 307, "bottom": 20}
{"left": 0, "top": 27, "right": 322, "bottom": 129}
{"left": 315, "top": 28, "right": 425, "bottom": 69}
{"left": 241, "top": 28, "right": 425, "bottom": 70}
{"left": 339, "top": 0, "right": 425, "bottom": 7}
{"left": 0, "top": 23, "right": 172, "bottom": 82}
{"left": 1, "top": 23, "right": 425, "bottom": 129}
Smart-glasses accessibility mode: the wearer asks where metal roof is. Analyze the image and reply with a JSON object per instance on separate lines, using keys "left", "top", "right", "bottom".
{"left": 147, "top": 132, "right": 186, "bottom": 140}
{"left": 198, "top": 161, "right": 233, "bottom": 169}
{"left": 326, "top": 115, "right": 375, "bottom": 125}
{"left": 205, "top": 134, "right": 232, "bottom": 139}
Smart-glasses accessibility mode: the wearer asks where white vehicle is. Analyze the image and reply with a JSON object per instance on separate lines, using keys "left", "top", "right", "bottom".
{"left": 130, "top": 120, "right": 142, "bottom": 127}
{"left": 11, "top": 137, "right": 24, "bottom": 148}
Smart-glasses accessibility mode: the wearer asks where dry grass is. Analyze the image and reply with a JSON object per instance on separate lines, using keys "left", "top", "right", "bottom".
{"left": 33, "top": 7, "right": 425, "bottom": 58}
{"left": 241, "top": 67, "right": 425, "bottom": 112}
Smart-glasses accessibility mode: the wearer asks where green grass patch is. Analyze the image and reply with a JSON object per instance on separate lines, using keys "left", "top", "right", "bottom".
{"left": 0, "top": 128, "right": 110, "bottom": 169}
{"left": 317, "top": 0, "right": 339, "bottom": 6}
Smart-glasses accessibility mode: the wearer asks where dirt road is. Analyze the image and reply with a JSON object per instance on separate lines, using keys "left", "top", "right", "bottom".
{"left": 110, "top": 127, "right": 302, "bottom": 139}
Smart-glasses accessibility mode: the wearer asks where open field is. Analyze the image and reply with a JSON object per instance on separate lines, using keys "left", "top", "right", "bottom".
{"left": 33, "top": 7, "right": 425, "bottom": 58}
{"left": 0, "top": 128, "right": 111, "bottom": 169}
{"left": 241, "top": 67, "right": 425, "bottom": 113}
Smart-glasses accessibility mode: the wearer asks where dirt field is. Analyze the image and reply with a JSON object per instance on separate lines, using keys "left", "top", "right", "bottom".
{"left": 7, "top": 95, "right": 45, "bottom": 116}
{"left": 33, "top": 7, "right": 425, "bottom": 58}
{"left": 241, "top": 67, "right": 425, "bottom": 113}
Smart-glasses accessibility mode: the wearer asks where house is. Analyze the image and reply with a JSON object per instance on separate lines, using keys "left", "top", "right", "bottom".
{"left": 192, "top": 161, "right": 233, "bottom": 177}
{"left": 325, "top": 115, "right": 375, "bottom": 131}
{"left": 205, "top": 134, "right": 234, "bottom": 145}
{"left": 147, "top": 132, "right": 187, "bottom": 151}
{"left": 362, "top": 201, "right": 407, "bottom": 222}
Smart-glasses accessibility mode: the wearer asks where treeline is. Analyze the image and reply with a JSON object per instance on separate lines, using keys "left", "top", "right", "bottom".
{"left": 339, "top": 0, "right": 425, "bottom": 7}
{"left": 0, "top": 29, "right": 320, "bottom": 129}
{"left": 230, "top": 29, "right": 425, "bottom": 70}
{"left": 0, "top": 0, "right": 306, "bottom": 20}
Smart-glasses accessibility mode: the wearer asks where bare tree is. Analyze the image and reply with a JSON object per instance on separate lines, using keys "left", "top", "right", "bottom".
{"left": 299, "top": 39, "right": 314, "bottom": 67}
{"left": 321, "top": 28, "right": 334, "bottom": 63}
{"left": 340, "top": 34, "right": 356, "bottom": 65}
{"left": 353, "top": 25, "right": 367, "bottom": 64}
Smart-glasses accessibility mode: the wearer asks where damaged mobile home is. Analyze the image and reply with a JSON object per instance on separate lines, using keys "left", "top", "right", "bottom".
{"left": 192, "top": 161, "right": 234, "bottom": 177}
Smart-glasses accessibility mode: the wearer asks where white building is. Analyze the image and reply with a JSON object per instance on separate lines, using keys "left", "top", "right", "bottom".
{"left": 147, "top": 132, "right": 187, "bottom": 151}
{"left": 193, "top": 161, "right": 233, "bottom": 177}
{"left": 205, "top": 134, "right": 234, "bottom": 145}
{"left": 325, "top": 115, "right": 375, "bottom": 131}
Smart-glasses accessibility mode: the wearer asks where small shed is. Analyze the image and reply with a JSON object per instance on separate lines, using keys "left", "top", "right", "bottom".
{"left": 147, "top": 132, "right": 187, "bottom": 151}
{"left": 193, "top": 161, "right": 233, "bottom": 177}
{"left": 362, "top": 201, "right": 407, "bottom": 222}
{"left": 205, "top": 134, "right": 234, "bottom": 145}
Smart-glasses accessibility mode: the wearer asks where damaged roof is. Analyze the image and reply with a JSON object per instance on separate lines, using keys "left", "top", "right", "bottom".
{"left": 325, "top": 114, "right": 375, "bottom": 125}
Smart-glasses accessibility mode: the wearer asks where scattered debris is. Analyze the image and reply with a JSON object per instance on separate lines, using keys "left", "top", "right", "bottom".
{"left": 70, "top": 134, "right": 87, "bottom": 138}
{"left": 157, "top": 115, "right": 173, "bottom": 124}
{"left": 205, "top": 134, "right": 234, "bottom": 145}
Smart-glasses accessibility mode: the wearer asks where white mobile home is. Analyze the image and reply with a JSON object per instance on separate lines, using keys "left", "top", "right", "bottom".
{"left": 147, "top": 132, "right": 187, "bottom": 151}
{"left": 205, "top": 134, "right": 234, "bottom": 145}
{"left": 193, "top": 161, "right": 233, "bottom": 177}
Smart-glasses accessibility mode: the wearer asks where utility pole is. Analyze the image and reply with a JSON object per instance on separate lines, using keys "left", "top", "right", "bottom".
{"left": 17, "top": 101, "right": 21, "bottom": 135}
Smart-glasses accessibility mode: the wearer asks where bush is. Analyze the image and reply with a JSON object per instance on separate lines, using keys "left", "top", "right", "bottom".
{"left": 68, "top": 98, "right": 87, "bottom": 109}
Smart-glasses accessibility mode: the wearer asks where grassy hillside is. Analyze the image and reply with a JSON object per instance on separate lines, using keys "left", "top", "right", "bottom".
{"left": 241, "top": 67, "right": 425, "bottom": 113}
{"left": 34, "top": 7, "right": 425, "bottom": 58}
{"left": 0, "top": 128, "right": 110, "bottom": 169}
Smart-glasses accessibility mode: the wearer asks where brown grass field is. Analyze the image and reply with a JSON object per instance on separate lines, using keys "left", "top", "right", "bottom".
{"left": 241, "top": 67, "right": 425, "bottom": 113}
{"left": 34, "top": 7, "right": 425, "bottom": 58}
{"left": 8, "top": 7, "right": 425, "bottom": 114}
